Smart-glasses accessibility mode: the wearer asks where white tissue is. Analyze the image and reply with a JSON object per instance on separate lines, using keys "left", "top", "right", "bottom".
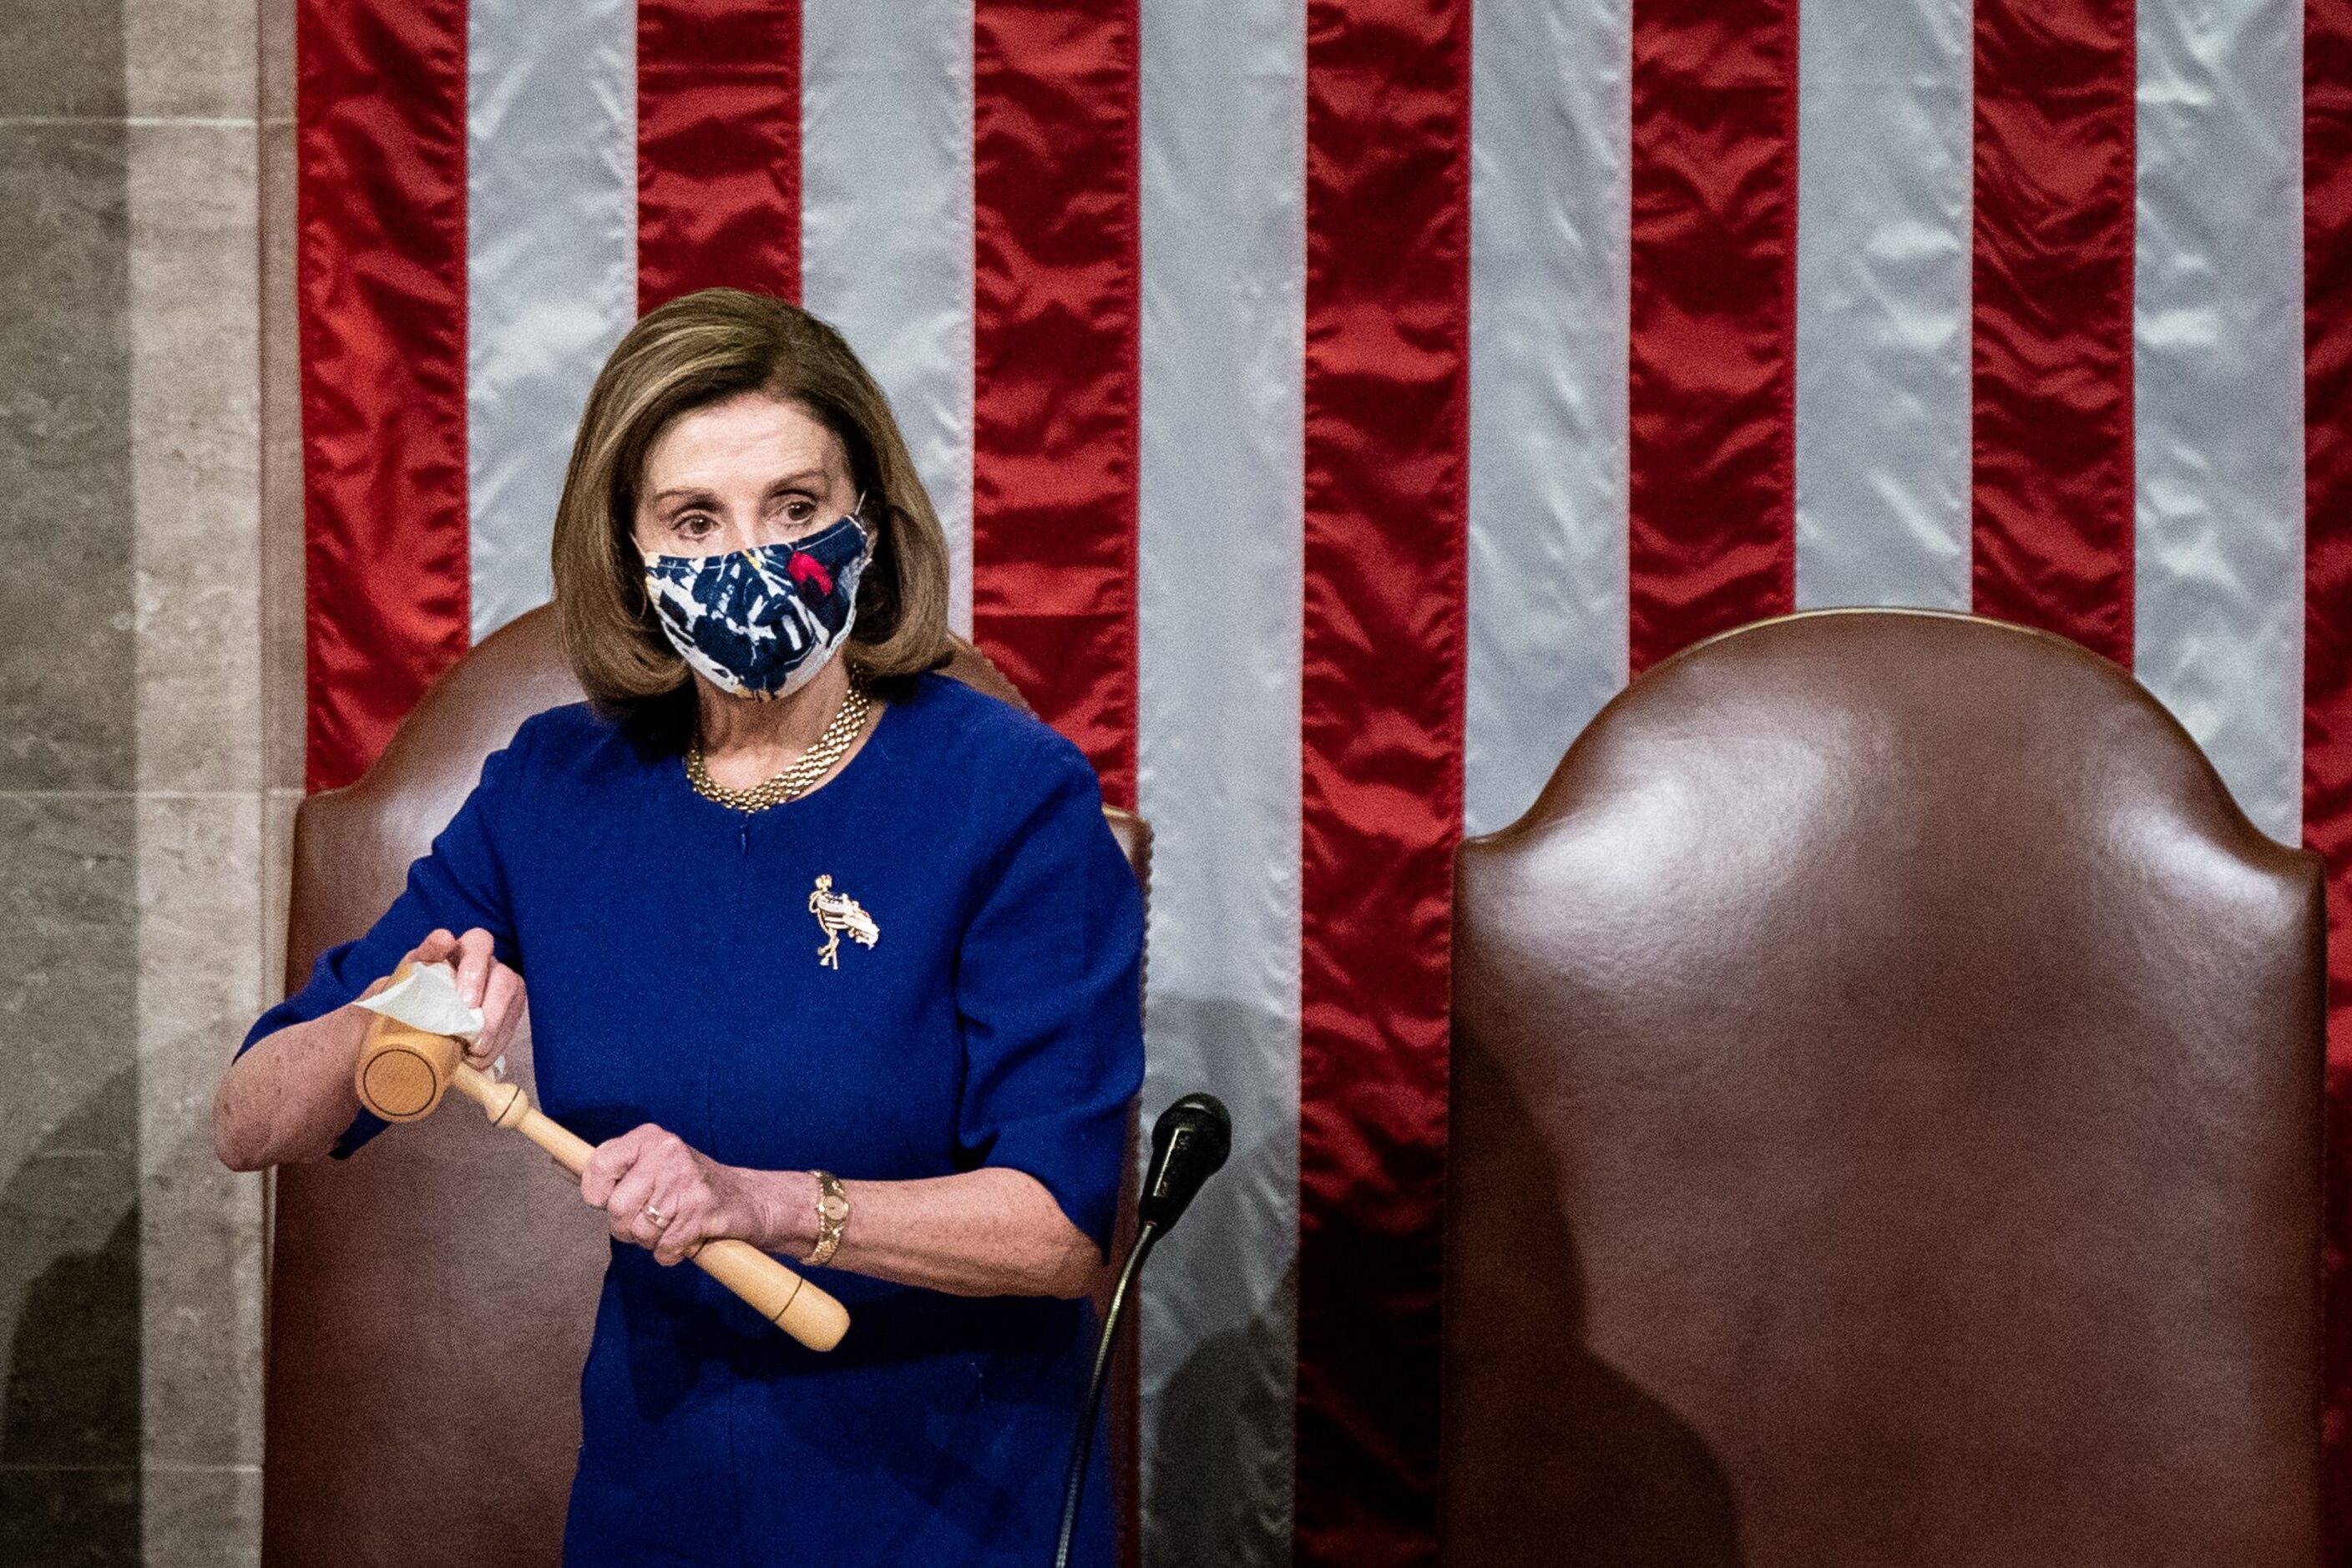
{"left": 355, "top": 960, "right": 484, "bottom": 1042}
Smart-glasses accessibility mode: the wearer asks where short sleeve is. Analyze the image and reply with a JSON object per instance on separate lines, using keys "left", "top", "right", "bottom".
{"left": 235, "top": 726, "right": 532, "bottom": 1160}
{"left": 953, "top": 737, "right": 1146, "bottom": 1256}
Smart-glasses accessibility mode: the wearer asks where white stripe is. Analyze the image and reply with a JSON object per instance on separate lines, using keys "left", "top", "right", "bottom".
{"left": 465, "top": 0, "right": 636, "bottom": 641}
{"left": 800, "top": 0, "right": 977, "bottom": 636}
{"left": 2133, "top": 0, "right": 2305, "bottom": 844}
{"left": 1464, "top": 0, "right": 1632, "bottom": 837}
{"left": 1790, "top": 0, "right": 1974, "bottom": 614}
{"left": 1135, "top": 0, "right": 1305, "bottom": 1560}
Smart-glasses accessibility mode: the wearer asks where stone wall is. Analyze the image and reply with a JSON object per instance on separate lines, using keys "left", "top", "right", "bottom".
{"left": 0, "top": 0, "right": 297, "bottom": 1560}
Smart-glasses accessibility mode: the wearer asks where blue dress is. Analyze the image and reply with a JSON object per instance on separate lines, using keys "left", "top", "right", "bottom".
{"left": 239, "top": 671, "right": 1146, "bottom": 1566}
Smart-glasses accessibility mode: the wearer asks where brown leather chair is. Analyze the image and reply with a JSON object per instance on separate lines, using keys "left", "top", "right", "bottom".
{"left": 1442, "top": 607, "right": 2324, "bottom": 1566}
{"left": 262, "top": 604, "right": 1148, "bottom": 1566}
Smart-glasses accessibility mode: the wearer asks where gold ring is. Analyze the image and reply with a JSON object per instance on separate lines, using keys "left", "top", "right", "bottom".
{"left": 641, "top": 1203, "right": 670, "bottom": 1227}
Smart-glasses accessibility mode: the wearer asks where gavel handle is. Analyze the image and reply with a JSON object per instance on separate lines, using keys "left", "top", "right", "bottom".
{"left": 445, "top": 1064, "right": 851, "bottom": 1353}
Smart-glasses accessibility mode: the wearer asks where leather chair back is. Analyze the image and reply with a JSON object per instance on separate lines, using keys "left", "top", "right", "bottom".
{"left": 263, "top": 605, "right": 1148, "bottom": 1566}
{"left": 1442, "top": 607, "right": 2324, "bottom": 1566}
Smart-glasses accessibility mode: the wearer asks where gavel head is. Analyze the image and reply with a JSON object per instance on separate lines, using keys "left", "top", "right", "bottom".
{"left": 353, "top": 1013, "right": 464, "bottom": 1121}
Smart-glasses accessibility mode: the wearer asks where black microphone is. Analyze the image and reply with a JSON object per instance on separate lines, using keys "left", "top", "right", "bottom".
{"left": 1053, "top": 1093, "right": 1232, "bottom": 1568}
{"left": 1137, "top": 1093, "right": 1232, "bottom": 1232}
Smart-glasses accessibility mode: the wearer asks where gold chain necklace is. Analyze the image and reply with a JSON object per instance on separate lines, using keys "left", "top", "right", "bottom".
{"left": 685, "top": 679, "right": 873, "bottom": 813}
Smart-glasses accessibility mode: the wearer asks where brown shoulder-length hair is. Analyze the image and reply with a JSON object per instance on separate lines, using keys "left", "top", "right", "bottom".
{"left": 550, "top": 288, "right": 953, "bottom": 731}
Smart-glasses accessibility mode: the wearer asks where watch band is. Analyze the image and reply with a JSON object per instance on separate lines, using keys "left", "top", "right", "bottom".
{"left": 806, "top": 1170, "right": 848, "bottom": 1267}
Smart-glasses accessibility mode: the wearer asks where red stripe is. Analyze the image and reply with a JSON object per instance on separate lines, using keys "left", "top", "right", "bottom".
{"left": 637, "top": 0, "right": 802, "bottom": 311}
{"left": 296, "top": 0, "right": 470, "bottom": 792}
{"left": 2306, "top": 0, "right": 2352, "bottom": 1550}
{"left": 1969, "top": 0, "right": 2135, "bottom": 665}
{"left": 969, "top": 0, "right": 1141, "bottom": 809}
{"left": 1296, "top": 2, "right": 1469, "bottom": 1562}
{"left": 1626, "top": 0, "right": 1798, "bottom": 676}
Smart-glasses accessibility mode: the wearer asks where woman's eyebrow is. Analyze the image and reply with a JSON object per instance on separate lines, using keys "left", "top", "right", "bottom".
{"left": 646, "top": 469, "right": 830, "bottom": 509}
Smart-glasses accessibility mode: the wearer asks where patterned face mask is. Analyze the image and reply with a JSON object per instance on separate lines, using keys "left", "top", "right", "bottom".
{"left": 640, "top": 513, "right": 873, "bottom": 700}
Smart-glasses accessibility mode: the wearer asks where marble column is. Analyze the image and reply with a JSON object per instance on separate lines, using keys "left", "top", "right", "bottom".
{"left": 0, "top": 0, "right": 287, "bottom": 1561}
{"left": 0, "top": 0, "right": 144, "bottom": 1557}
{"left": 125, "top": 0, "right": 270, "bottom": 1560}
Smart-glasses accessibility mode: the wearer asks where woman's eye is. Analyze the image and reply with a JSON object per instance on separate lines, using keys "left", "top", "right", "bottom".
{"left": 781, "top": 498, "right": 817, "bottom": 524}
{"left": 674, "top": 513, "right": 716, "bottom": 537}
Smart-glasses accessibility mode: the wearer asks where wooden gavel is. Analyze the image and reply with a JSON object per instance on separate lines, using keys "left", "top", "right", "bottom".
{"left": 352, "top": 1000, "right": 850, "bottom": 1353}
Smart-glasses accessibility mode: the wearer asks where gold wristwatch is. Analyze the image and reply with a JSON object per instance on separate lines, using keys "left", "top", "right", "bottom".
{"left": 807, "top": 1171, "right": 848, "bottom": 1267}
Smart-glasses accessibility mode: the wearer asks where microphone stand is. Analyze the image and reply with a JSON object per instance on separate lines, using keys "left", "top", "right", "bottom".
{"left": 1052, "top": 1093, "right": 1225, "bottom": 1567}
{"left": 1052, "top": 1219, "right": 1160, "bottom": 1568}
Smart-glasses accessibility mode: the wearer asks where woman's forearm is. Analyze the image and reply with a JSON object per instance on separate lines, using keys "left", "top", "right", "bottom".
{"left": 212, "top": 1004, "right": 372, "bottom": 1171}
{"left": 215, "top": 931, "right": 523, "bottom": 1173}
{"left": 739, "top": 1165, "right": 1103, "bottom": 1300}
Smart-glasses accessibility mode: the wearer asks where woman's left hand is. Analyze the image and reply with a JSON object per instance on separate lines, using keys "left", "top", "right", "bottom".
{"left": 579, "top": 1123, "right": 761, "bottom": 1267}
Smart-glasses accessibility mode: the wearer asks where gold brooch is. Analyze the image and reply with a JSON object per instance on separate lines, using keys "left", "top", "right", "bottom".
{"left": 808, "top": 875, "right": 878, "bottom": 969}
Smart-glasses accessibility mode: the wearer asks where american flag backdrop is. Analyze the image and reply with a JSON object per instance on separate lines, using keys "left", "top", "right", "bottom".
{"left": 295, "top": 0, "right": 2352, "bottom": 1561}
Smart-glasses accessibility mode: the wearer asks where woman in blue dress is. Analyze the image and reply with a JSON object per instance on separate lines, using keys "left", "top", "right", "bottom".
{"left": 211, "top": 289, "right": 1146, "bottom": 1567}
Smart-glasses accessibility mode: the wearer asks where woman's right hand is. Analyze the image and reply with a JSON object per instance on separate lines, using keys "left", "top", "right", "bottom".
{"left": 217, "top": 928, "right": 525, "bottom": 1172}
{"left": 367, "top": 927, "right": 527, "bottom": 1070}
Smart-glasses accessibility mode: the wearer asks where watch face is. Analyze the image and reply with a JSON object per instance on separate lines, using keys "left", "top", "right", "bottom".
{"left": 818, "top": 1194, "right": 850, "bottom": 1222}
